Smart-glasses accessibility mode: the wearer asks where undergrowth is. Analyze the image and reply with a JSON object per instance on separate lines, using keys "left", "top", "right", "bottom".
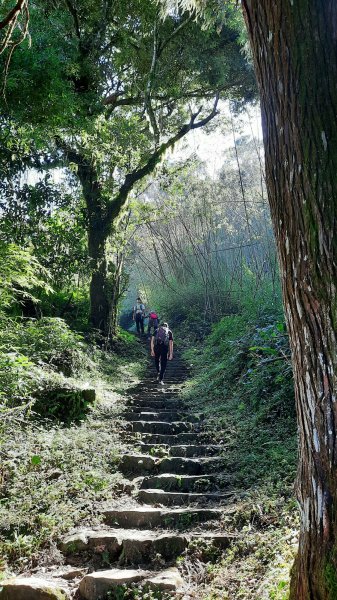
{"left": 182, "top": 301, "right": 298, "bottom": 600}
{"left": 0, "top": 326, "right": 145, "bottom": 577}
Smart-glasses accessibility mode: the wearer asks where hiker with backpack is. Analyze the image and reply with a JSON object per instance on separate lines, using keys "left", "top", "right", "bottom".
{"left": 147, "top": 310, "right": 159, "bottom": 337}
{"left": 151, "top": 322, "right": 173, "bottom": 385}
{"left": 133, "top": 297, "right": 145, "bottom": 335}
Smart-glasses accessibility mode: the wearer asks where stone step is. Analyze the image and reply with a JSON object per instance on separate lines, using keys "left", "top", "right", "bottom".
{"left": 140, "top": 473, "right": 229, "bottom": 493}
{"left": 139, "top": 382, "right": 185, "bottom": 387}
{"left": 120, "top": 454, "right": 227, "bottom": 475}
{"left": 123, "top": 411, "right": 179, "bottom": 422}
{"left": 138, "top": 489, "right": 233, "bottom": 506}
{"left": 0, "top": 577, "right": 70, "bottom": 599}
{"left": 127, "top": 399, "right": 182, "bottom": 410}
{"left": 137, "top": 444, "right": 226, "bottom": 458}
{"left": 130, "top": 393, "right": 180, "bottom": 400}
{"left": 124, "top": 421, "right": 195, "bottom": 435}
{"left": 103, "top": 507, "right": 223, "bottom": 529}
{"left": 120, "top": 454, "right": 157, "bottom": 474}
{"left": 127, "top": 432, "right": 209, "bottom": 445}
{"left": 79, "top": 567, "right": 184, "bottom": 600}
{"left": 61, "top": 528, "right": 188, "bottom": 565}
{"left": 132, "top": 387, "right": 182, "bottom": 393}
{"left": 79, "top": 568, "right": 148, "bottom": 600}
{"left": 122, "top": 411, "right": 201, "bottom": 423}
{"left": 158, "top": 456, "right": 227, "bottom": 475}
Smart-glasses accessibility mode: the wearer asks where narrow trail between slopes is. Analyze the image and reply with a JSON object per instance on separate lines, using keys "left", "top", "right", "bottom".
{"left": 1, "top": 348, "right": 238, "bottom": 600}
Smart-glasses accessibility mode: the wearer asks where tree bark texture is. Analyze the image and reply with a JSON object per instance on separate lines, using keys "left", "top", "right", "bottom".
{"left": 241, "top": 1, "right": 337, "bottom": 598}
{"left": 77, "top": 161, "right": 111, "bottom": 335}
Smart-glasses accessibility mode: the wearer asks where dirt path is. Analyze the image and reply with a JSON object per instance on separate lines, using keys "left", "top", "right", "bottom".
{"left": 0, "top": 350, "right": 235, "bottom": 599}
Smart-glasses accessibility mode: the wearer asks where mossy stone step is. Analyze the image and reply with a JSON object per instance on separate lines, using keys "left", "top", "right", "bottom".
{"left": 122, "top": 411, "right": 180, "bottom": 422}
{"left": 124, "top": 421, "right": 194, "bottom": 435}
{"left": 126, "top": 432, "right": 209, "bottom": 445}
{"left": 0, "top": 578, "right": 70, "bottom": 600}
{"left": 78, "top": 569, "right": 148, "bottom": 600}
{"left": 138, "top": 444, "right": 226, "bottom": 458}
{"left": 140, "top": 473, "right": 229, "bottom": 493}
{"left": 137, "top": 488, "right": 233, "bottom": 506}
{"left": 79, "top": 567, "right": 183, "bottom": 600}
{"left": 133, "top": 390, "right": 182, "bottom": 396}
{"left": 61, "top": 528, "right": 188, "bottom": 564}
{"left": 120, "top": 454, "right": 157, "bottom": 474}
{"left": 120, "top": 454, "right": 226, "bottom": 475}
{"left": 158, "top": 456, "right": 227, "bottom": 475}
{"left": 127, "top": 399, "right": 182, "bottom": 410}
{"left": 103, "top": 507, "right": 223, "bottom": 529}
{"left": 123, "top": 411, "right": 201, "bottom": 423}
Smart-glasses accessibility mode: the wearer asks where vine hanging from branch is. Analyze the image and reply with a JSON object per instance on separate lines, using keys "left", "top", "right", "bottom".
{"left": 0, "top": 0, "right": 30, "bottom": 93}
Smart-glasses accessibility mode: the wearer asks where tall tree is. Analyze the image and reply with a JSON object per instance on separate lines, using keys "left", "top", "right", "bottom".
{"left": 241, "top": 3, "right": 337, "bottom": 598}
{"left": 2, "top": 0, "right": 254, "bottom": 336}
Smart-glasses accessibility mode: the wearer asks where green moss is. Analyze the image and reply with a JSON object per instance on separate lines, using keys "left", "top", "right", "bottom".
{"left": 325, "top": 560, "right": 337, "bottom": 597}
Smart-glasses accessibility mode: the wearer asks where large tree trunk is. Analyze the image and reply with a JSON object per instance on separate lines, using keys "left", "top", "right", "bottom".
{"left": 241, "top": 2, "right": 337, "bottom": 597}
{"left": 77, "top": 160, "right": 111, "bottom": 335}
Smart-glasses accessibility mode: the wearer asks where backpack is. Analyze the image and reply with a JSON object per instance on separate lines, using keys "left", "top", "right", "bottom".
{"left": 155, "top": 326, "right": 170, "bottom": 347}
{"left": 149, "top": 312, "right": 158, "bottom": 320}
{"left": 135, "top": 303, "right": 144, "bottom": 314}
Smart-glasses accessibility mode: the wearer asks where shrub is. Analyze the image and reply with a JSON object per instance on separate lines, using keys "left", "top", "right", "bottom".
{"left": 33, "top": 384, "right": 96, "bottom": 423}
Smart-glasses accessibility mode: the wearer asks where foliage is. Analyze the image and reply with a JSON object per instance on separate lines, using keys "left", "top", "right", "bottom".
{"left": 0, "top": 412, "right": 121, "bottom": 571}
{"left": 124, "top": 129, "right": 274, "bottom": 330}
{"left": 0, "top": 176, "right": 89, "bottom": 291}
{"left": 178, "top": 281, "right": 297, "bottom": 598}
{"left": 0, "top": 314, "right": 92, "bottom": 413}
{"left": 0, "top": 330, "right": 144, "bottom": 573}
{"left": 0, "top": 241, "right": 51, "bottom": 308}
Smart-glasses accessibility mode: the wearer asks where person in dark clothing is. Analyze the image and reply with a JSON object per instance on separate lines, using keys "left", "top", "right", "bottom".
{"left": 151, "top": 322, "right": 173, "bottom": 385}
{"left": 133, "top": 297, "right": 145, "bottom": 334}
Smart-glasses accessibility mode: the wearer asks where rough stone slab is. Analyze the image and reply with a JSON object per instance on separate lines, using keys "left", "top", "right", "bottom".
{"left": 146, "top": 567, "right": 184, "bottom": 592}
{"left": 127, "top": 399, "right": 181, "bottom": 410}
{"left": 131, "top": 433, "right": 204, "bottom": 445}
{"left": 0, "top": 577, "right": 69, "bottom": 600}
{"left": 79, "top": 569, "right": 148, "bottom": 600}
{"left": 125, "top": 421, "right": 193, "bottom": 435}
{"left": 103, "top": 507, "right": 164, "bottom": 528}
{"left": 123, "top": 411, "right": 180, "bottom": 421}
{"left": 61, "top": 530, "right": 122, "bottom": 558}
{"left": 140, "top": 473, "right": 219, "bottom": 493}
{"left": 61, "top": 529, "right": 187, "bottom": 564}
{"left": 158, "top": 457, "right": 202, "bottom": 475}
{"left": 138, "top": 489, "right": 231, "bottom": 506}
{"left": 103, "top": 507, "right": 223, "bottom": 529}
{"left": 120, "top": 454, "right": 156, "bottom": 474}
{"left": 159, "top": 456, "right": 227, "bottom": 475}
{"left": 121, "top": 532, "right": 187, "bottom": 565}
{"left": 169, "top": 445, "right": 226, "bottom": 458}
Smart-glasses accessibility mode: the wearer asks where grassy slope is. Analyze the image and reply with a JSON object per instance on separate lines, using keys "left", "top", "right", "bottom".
{"left": 181, "top": 313, "right": 299, "bottom": 600}
{"left": 0, "top": 330, "right": 145, "bottom": 578}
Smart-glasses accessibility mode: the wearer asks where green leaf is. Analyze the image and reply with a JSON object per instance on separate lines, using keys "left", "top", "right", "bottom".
{"left": 31, "top": 455, "right": 42, "bottom": 466}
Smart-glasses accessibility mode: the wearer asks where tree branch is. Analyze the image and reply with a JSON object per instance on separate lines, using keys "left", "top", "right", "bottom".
{"left": 0, "top": 0, "right": 26, "bottom": 30}
{"left": 104, "top": 94, "right": 220, "bottom": 228}
{"left": 144, "top": 15, "right": 160, "bottom": 145}
{"left": 157, "top": 13, "right": 194, "bottom": 59}
{"left": 64, "top": 0, "right": 81, "bottom": 39}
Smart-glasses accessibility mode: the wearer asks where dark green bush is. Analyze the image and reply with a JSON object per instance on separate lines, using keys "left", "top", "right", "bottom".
{"left": 33, "top": 385, "right": 96, "bottom": 423}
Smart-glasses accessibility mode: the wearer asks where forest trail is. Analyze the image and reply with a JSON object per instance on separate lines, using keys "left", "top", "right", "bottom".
{"left": 1, "top": 349, "right": 237, "bottom": 600}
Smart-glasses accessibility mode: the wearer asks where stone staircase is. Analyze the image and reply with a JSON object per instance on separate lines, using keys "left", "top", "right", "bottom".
{"left": 0, "top": 354, "right": 236, "bottom": 600}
